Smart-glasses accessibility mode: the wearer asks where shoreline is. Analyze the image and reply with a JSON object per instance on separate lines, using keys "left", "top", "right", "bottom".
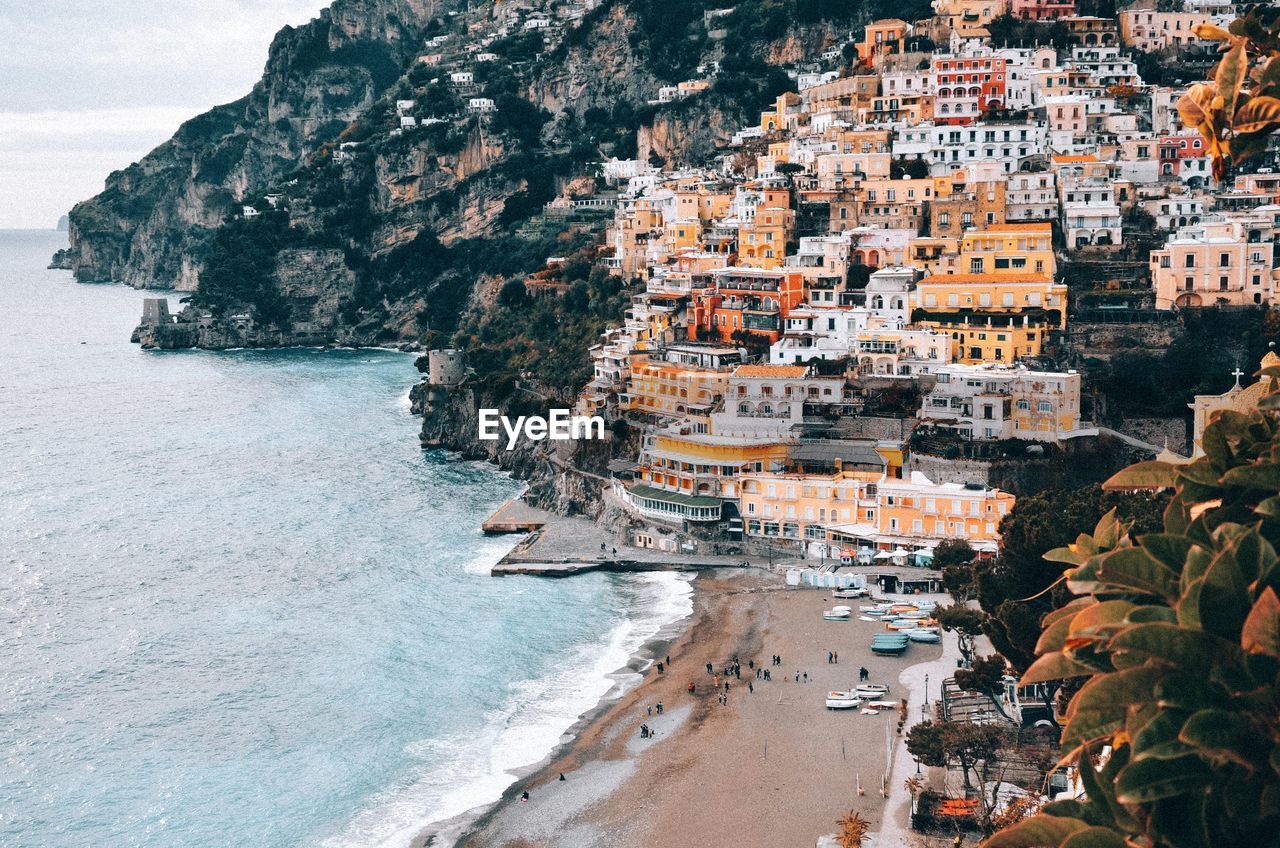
{"left": 408, "top": 568, "right": 708, "bottom": 848}
{"left": 444, "top": 572, "right": 943, "bottom": 848}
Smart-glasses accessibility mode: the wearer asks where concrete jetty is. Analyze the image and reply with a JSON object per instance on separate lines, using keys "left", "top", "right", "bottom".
{"left": 481, "top": 497, "right": 550, "bottom": 533}
{"left": 482, "top": 497, "right": 760, "bottom": 577}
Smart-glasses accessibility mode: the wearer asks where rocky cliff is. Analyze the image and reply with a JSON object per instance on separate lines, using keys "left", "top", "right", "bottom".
{"left": 66, "top": 0, "right": 453, "bottom": 289}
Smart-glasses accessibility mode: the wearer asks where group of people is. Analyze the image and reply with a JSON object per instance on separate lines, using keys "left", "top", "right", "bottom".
{"left": 826, "top": 650, "right": 839, "bottom": 664}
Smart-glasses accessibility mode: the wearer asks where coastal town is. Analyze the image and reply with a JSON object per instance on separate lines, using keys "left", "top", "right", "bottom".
{"left": 98, "top": 0, "right": 1280, "bottom": 845}
{"left": 425, "top": 1, "right": 1279, "bottom": 846}
{"left": 464, "top": 0, "right": 1280, "bottom": 568}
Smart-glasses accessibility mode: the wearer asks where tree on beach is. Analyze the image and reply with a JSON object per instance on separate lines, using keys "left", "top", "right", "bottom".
{"left": 981, "top": 387, "right": 1280, "bottom": 848}
{"left": 907, "top": 721, "right": 1007, "bottom": 791}
{"left": 835, "top": 810, "right": 871, "bottom": 847}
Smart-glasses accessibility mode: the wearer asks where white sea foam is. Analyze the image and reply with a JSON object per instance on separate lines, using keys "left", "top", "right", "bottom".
{"left": 322, "top": 571, "right": 695, "bottom": 848}
{"left": 459, "top": 535, "right": 521, "bottom": 576}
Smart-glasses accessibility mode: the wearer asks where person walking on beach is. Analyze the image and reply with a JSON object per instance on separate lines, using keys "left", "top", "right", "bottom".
{"left": 859, "top": 666, "right": 869, "bottom": 682}
{"left": 706, "top": 662, "right": 713, "bottom": 675}
{"left": 647, "top": 705, "right": 652, "bottom": 716}
{"left": 794, "top": 671, "right": 799, "bottom": 683}
{"left": 665, "top": 654, "right": 670, "bottom": 666}
{"left": 803, "top": 671, "right": 808, "bottom": 683}
{"left": 521, "top": 791, "right": 530, "bottom": 802}
{"left": 748, "top": 681, "right": 754, "bottom": 693}
{"left": 656, "top": 662, "right": 664, "bottom": 674}
{"left": 656, "top": 702, "right": 663, "bottom": 715}
{"left": 827, "top": 651, "right": 833, "bottom": 664}
{"left": 834, "top": 651, "right": 838, "bottom": 664}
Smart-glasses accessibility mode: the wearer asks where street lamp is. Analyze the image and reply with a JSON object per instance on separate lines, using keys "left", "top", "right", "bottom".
{"left": 925, "top": 673, "right": 930, "bottom": 705}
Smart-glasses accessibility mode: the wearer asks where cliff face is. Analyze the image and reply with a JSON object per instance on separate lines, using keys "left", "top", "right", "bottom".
{"left": 67, "top": 0, "right": 452, "bottom": 289}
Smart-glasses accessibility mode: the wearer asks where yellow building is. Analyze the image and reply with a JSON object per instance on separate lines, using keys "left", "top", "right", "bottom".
{"left": 951, "top": 222, "right": 1056, "bottom": 278}
{"left": 738, "top": 466, "right": 1015, "bottom": 549}
{"left": 857, "top": 19, "right": 911, "bottom": 66}
{"left": 907, "top": 236, "right": 960, "bottom": 275}
{"left": 931, "top": 0, "right": 1007, "bottom": 40}
{"left": 608, "top": 198, "right": 663, "bottom": 279}
{"left": 875, "top": 472, "right": 1015, "bottom": 547}
{"left": 760, "top": 91, "right": 801, "bottom": 133}
{"left": 912, "top": 273, "right": 1068, "bottom": 362}
{"left": 663, "top": 219, "right": 703, "bottom": 255}
{"left": 1187, "top": 352, "right": 1280, "bottom": 457}
{"left": 930, "top": 180, "right": 1009, "bottom": 239}
{"left": 739, "top": 466, "right": 882, "bottom": 543}
{"left": 637, "top": 432, "right": 790, "bottom": 500}
{"left": 737, "top": 203, "right": 794, "bottom": 270}
{"left": 674, "top": 184, "right": 734, "bottom": 223}
{"left": 625, "top": 356, "right": 732, "bottom": 419}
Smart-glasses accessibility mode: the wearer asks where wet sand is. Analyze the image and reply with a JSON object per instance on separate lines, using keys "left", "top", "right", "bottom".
{"left": 444, "top": 571, "right": 941, "bottom": 848}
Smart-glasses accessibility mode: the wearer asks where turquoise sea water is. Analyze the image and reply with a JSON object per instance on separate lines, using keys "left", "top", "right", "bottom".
{"left": 0, "top": 230, "right": 691, "bottom": 847}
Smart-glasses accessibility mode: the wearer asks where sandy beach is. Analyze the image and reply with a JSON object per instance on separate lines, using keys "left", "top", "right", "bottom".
{"left": 434, "top": 569, "right": 942, "bottom": 848}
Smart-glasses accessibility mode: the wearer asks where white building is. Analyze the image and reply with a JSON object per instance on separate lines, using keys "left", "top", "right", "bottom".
{"left": 1005, "top": 171, "right": 1058, "bottom": 221}
{"left": 893, "top": 121, "right": 1048, "bottom": 176}
{"left": 921, "top": 363, "right": 1088, "bottom": 442}
{"left": 1062, "top": 179, "right": 1122, "bottom": 246}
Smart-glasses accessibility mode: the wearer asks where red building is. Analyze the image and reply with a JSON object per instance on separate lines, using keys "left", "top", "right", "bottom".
{"left": 932, "top": 56, "right": 1007, "bottom": 125}
{"left": 691, "top": 267, "right": 806, "bottom": 343}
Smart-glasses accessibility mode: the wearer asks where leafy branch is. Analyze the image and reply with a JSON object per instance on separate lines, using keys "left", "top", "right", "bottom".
{"left": 1178, "top": 13, "right": 1280, "bottom": 181}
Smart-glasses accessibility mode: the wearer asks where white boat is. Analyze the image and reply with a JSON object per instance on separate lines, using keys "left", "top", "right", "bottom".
{"left": 899, "top": 610, "right": 931, "bottom": 619}
{"left": 860, "top": 604, "right": 891, "bottom": 614}
{"left": 831, "top": 605, "right": 853, "bottom": 614}
{"left": 856, "top": 684, "right": 890, "bottom": 698}
{"left": 886, "top": 618, "right": 918, "bottom": 630}
{"left": 833, "top": 587, "right": 866, "bottom": 599}
{"left": 907, "top": 628, "right": 941, "bottom": 643}
{"left": 822, "top": 608, "right": 851, "bottom": 621}
{"left": 825, "top": 691, "right": 863, "bottom": 710}
{"left": 869, "top": 699, "right": 898, "bottom": 709}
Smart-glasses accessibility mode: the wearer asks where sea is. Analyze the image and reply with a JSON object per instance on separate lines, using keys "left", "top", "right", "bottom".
{"left": 0, "top": 229, "right": 693, "bottom": 847}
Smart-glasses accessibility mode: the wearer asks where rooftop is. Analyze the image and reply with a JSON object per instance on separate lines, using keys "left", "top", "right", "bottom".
{"left": 733, "top": 364, "right": 810, "bottom": 378}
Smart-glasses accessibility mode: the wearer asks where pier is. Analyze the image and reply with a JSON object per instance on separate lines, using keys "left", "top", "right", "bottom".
{"left": 482, "top": 496, "right": 759, "bottom": 577}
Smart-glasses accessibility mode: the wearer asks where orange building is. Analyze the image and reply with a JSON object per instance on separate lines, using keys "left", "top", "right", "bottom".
{"left": 692, "top": 267, "right": 806, "bottom": 343}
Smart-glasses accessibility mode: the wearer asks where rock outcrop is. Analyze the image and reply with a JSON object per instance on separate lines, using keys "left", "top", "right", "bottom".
{"left": 66, "top": 0, "right": 454, "bottom": 289}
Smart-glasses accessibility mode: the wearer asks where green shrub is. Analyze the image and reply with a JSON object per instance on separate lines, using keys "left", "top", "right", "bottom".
{"left": 983, "top": 396, "right": 1280, "bottom": 848}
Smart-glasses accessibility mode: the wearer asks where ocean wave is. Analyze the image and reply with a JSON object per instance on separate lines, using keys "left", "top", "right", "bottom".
{"left": 320, "top": 571, "right": 694, "bottom": 848}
